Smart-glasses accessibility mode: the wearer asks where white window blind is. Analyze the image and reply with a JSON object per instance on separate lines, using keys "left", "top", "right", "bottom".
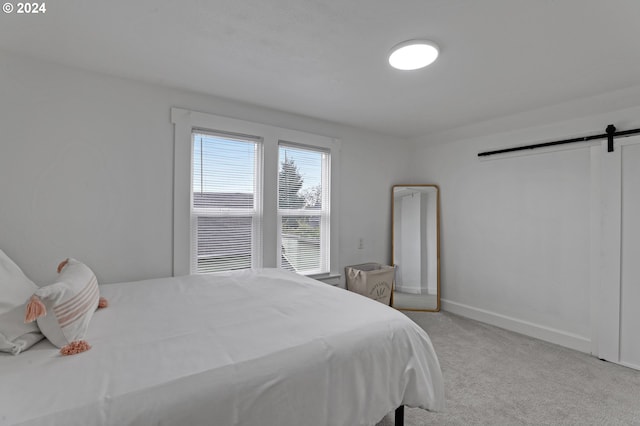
{"left": 278, "top": 143, "right": 330, "bottom": 275}
{"left": 192, "top": 130, "right": 262, "bottom": 273}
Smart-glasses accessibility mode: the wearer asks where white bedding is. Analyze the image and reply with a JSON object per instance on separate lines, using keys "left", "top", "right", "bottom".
{"left": 0, "top": 268, "right": 444, "bottom": 426}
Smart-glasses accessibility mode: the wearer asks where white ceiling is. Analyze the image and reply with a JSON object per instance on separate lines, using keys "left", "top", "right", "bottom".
{"left": 2, "top": 0, "right": 640, "bottom": 138}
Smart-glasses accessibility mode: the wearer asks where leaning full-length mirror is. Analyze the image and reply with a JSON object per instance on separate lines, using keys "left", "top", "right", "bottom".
{"left": 392, "top": 185, "right": 440, "bottom": 311}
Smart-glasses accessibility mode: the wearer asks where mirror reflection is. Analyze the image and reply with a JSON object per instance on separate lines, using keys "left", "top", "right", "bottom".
{"left": 392, "top": 185, "right": 440, "bottom": 311}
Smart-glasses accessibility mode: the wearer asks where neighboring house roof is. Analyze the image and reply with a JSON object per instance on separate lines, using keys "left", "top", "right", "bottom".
{"left": 193, "top": 192, "right": 253, "bottom": 209}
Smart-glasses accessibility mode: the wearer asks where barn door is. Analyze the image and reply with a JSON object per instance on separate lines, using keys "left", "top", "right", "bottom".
{"left": 598, "top": 135, "right": 640, "bottom": 370}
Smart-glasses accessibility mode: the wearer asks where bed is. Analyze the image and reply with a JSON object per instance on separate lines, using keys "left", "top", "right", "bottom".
{"left": 0, "top": 268, "right": 444, "bottom": 426}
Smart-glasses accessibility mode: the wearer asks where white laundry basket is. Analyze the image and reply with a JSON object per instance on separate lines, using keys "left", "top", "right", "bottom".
{"left": 344, "top": 263, "right": 394, "bottom": 305}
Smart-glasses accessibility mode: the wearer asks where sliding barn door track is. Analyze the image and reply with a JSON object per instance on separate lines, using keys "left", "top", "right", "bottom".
{"left": 478, "top": 124, "right": 640, "bottom": 157}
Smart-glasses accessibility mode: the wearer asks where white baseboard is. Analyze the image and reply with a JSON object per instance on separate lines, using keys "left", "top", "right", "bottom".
{"left": 619, "top": 360, "right": 640, "bottom": 371}
{"left": 441, "top": 299, "right": 592, "bottom": 354}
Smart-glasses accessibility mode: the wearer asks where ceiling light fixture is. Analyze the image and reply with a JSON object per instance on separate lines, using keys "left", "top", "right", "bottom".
{"left": 388, "top": 40, "right": 439, "bottom": 71}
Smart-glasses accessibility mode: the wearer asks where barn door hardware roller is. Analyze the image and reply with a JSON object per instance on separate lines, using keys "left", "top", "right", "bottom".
{"left": 606, "top": 124, "right": 616, "bottom": 152}
{"left": 478, "top": 124, "right": 640, "bottom": 157}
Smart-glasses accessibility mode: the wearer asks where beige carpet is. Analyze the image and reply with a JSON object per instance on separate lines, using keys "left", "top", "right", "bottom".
{"left": 377, "top": 311, "right": 640, "bottom": 425}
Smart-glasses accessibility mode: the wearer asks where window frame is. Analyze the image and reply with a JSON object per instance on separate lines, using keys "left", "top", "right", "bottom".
{"left": 171, "top": 107, "right": 341, "bottom": 279}
{"left": 277, "top": 141, "right": 331, "bottom": 275}
{"left": 191, "top": 129, "right": 263, "bottom": 273}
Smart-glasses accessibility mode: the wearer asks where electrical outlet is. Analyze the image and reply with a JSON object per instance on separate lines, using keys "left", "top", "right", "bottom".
{"left": 358, "top": 238, "right": 364, "bottom": 249}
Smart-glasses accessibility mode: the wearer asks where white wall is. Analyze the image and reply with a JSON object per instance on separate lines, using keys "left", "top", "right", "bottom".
{"left": 0, "top": 51, "right": 413, "bottom": 285}
{"left": 409, "top": 95, "right": 640, "bottom": 352}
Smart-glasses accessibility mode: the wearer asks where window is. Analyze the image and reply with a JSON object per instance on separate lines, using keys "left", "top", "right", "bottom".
{"left": 191, "top": 131, "right": 262, "bottom": 273}
{"left": 172, "top": 108, "right": 340, "bottom": 278}
{"left": 278, "top": 143, "right": 330, "bottom": 275}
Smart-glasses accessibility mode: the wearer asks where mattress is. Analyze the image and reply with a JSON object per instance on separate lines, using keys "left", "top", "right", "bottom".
{"left": 0, "top": 268, "right": 444, "bottom": 426}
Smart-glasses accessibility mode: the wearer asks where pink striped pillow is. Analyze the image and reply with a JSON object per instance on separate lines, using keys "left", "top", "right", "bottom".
{"left": 26, "top": 259, "right": 100, "bottom": 350}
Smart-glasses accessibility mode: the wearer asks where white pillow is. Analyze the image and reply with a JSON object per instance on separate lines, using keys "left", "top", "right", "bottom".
{"left": 0, "top": 249, "right": 44, "bottom": 355}
{"left": 26, "top": 258, "right": 99, "bottom": 350}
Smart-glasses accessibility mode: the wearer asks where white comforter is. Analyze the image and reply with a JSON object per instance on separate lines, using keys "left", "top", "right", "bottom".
{"left": 0, "top": 268, "right": 444, "bottom": 426}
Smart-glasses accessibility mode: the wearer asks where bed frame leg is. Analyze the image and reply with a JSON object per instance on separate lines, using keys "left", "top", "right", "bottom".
{"left": 395, "top": 405, "right": 404, "bottom": 426}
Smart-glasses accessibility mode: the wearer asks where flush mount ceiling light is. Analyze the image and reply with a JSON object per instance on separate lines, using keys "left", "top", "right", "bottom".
{"left": 388, "top": 40, "right": 439, "bottom": 71}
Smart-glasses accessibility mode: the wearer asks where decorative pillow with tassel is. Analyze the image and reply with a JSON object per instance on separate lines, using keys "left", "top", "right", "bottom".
{"left": 25, "top": 258, "right": 106, "bottom": 355}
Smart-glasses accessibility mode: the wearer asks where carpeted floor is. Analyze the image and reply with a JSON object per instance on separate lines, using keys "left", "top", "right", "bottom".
{"left": 377, "top": 311, "right": 640, "bottom": 425}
